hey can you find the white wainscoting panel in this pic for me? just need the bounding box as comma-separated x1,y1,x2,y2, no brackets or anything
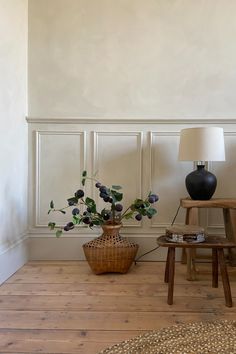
149,132,192,229
93,131,142,227
35,131,85,227
27,118,236,260
207,132,236,232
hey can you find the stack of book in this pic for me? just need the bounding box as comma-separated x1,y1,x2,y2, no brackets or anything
165,225,205,243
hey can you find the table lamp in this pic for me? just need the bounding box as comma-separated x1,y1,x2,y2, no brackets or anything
178,127,225,200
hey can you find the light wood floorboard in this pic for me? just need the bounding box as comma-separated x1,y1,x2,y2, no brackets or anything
0,261,235,353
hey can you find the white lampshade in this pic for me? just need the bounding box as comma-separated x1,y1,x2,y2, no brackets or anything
178,127,225,162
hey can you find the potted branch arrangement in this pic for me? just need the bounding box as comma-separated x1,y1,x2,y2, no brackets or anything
48,171,159,274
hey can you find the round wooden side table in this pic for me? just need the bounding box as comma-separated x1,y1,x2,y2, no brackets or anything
157,235,236,307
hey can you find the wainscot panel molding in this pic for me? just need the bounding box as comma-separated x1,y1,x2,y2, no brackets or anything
27,118,236,260
26,117,236,125
35,131,86,227
92,131,143,228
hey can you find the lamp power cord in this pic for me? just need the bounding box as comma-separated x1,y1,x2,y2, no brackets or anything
134,202,181,264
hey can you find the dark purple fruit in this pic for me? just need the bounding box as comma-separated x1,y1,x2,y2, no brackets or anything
103,213,110,220
151,194,159,202
64,222,74,231
75,189,84,198
99,186,107,193
115,204,123,212
103,196,110,202
68,200,76,206
148,196,156,204
95,182,102,188
83,217,90,224
72,208,80,215
87,207,92,213
135,214,142,221
100,192,108,199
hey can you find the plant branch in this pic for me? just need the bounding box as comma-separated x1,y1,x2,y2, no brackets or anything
120,206,132,219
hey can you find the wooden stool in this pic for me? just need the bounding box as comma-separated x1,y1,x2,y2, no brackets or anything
157,235,236,307
180,198,236,280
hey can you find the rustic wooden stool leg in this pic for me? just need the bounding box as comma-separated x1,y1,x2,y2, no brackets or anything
186,248,196,281
167,247,175,305
181,248,187,264
191,249,197,277
212,248,218,288
165,248,170,283
223,208,236,266
186,207,199,225
217,248,233,307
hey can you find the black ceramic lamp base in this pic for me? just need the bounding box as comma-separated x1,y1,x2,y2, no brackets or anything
185,165,217,200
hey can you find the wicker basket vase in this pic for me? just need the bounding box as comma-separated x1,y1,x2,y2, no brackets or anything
83,223,139,274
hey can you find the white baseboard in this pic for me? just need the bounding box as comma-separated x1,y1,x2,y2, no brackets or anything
29,234,182,261
0,236,29,284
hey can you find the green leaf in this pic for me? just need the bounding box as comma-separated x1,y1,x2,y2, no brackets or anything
50,200,54,209
84,197,96,213
123,211,134,219
91,205,97,213
56,229,63,238
72,216,80,224
111,190,123,202
67,197,78,205
147,208,157,217
60,210,66,214
48,222,56,230
82,170,87,177
47,210,51,214
134,198,143,203
133,199,143,208
81,178,86,186
139,209,147,216
85,197,95,205
111,185,122,190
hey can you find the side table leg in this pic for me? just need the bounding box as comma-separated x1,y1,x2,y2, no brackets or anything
191,249,198,276
181,248,187,264
223,208,236,266
217,248,233,307
165,248,170,283
186,207,199,225
167,247,175,305
212,248,218,288
186,249,196,281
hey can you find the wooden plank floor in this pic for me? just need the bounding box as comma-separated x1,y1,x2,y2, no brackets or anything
0,261,236,354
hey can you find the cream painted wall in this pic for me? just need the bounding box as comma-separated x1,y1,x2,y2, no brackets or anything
0,0,28,281
27,0,236,261
28,0,236,118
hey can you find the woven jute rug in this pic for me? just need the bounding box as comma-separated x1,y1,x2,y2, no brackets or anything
98,320,236,354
